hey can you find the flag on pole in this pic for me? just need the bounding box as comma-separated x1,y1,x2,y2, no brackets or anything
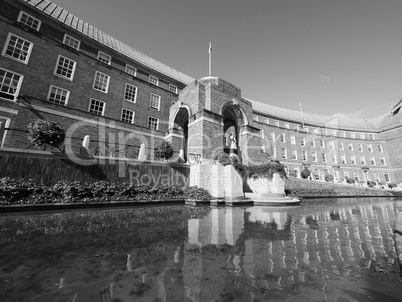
209,41,212,53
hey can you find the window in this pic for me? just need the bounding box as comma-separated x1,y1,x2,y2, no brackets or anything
0,68,23,101
269,131,275,141
264,117,270,124
2,33,33,64
319,139,325,148
88,98,105,116
18,11,41,31
281,147,287,159
353,171,359,181
125,64,137,76
47,85,69,105
253,115,259,122
93,71,110,93
148,116,159,130
121,108,135,124
357,144,363,152
348,143,353,151
293,124,299,131
344,170,350,178
63,34,80,50
339,142,344,150
149,75,159,86
314,128,319,134
54,55,76,80
284,122,289,129
373,171,379,181
360,156,366,165
323,129,329,136
124,84,137,103
270,145,276,157
384,172,390,182
369,133,375,140
300,137,305,146
97,51,111,65
311,139,315,147
280,133,286,143
377,144,383,153
274,120,279,127
331,153,337,164
331,130,337,136
290,135,296,145
367,144,373,152
149,93,161,110
370,157,376,166
291,150,297,160
311,151,317,162
169,84,178,94
350,132,356,139
351,155,356,165
303,126,309,133
380,157,386,166
359,133,365,139
341,155,347,164
321,152,327,163
329,141,334,149
340,131,346,138
302,150,307,161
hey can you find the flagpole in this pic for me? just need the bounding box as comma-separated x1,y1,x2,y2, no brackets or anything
208,41,212,76
299,102,305,129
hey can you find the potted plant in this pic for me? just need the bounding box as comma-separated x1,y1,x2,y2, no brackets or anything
27,119,65,151
154,141,174,161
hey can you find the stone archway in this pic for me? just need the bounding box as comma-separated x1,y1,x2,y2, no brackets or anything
172,107,189,161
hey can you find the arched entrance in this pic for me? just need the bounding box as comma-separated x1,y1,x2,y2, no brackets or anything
172,107,189,161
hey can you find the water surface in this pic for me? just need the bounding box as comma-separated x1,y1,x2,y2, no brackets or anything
1,198,402,301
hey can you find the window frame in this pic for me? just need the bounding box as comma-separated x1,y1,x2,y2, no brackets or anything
311,151,317,162
17,11,41,31
54,55,77,81
63,34,80,50
169,84,178,94
97,51,111,65
121,108,135,124
47,85,70,105
149,75,159,86
1,33,33,64
124,83,138,103
0,68,24,102
148,116,159,130
125,64,137,76
88,98,105,116
93,71,110,93
149,93,161,111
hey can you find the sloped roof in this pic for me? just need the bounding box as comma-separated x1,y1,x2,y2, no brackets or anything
22,0,194,84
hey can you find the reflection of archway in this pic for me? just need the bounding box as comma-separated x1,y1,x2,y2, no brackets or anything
221,102,246,159
173,107,189,161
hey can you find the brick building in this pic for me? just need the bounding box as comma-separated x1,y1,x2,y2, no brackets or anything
0,0,401,184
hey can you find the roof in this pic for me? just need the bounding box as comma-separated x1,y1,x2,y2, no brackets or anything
22,0,194,85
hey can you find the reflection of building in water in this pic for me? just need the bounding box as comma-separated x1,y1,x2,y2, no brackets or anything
181,202,399,300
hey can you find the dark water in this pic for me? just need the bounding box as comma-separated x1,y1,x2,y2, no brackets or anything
1,198,402,302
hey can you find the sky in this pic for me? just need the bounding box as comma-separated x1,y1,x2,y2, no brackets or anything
53,0,402,119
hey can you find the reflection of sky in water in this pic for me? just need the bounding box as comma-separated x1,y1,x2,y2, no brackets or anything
1,198,402,301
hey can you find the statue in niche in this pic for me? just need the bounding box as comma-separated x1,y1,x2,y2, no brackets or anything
229,132,237,151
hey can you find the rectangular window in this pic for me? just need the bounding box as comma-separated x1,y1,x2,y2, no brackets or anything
63,34,80,50
300,137,305,146
54,55,76,81
148,116,159,130
269,131,275,141
370,157,376,166
18,11,41,31
302,150,307,161
373,171,379,181
348,143,353,151
377,144,383,153
274,120,279,127
97,51,111,65
270,145,276,157
264,117,269,124
281,147,287,159
319,139,325,148
384,172,390,182
331,130,337,136
357,143,362,152
149,93,161,110
169,84,178,94
88,98,105,116
340,131,346,137
149,75,159,86
369,133,375,140
351,155,356,165
290,135,296,145
339,142,344,150
360,156,366,165
321,152,327,163
329,141,334,149
367,144,373,152
311,139,315,147
343,169,349,178
353,170,359,181
93,71,110,93
284,122,289,129
314,128,319,134
121,108,135,124
125,64,137,76
350,132,356,139
124,83,137,103
280,133,286,143
331,153,337,164
291,150,297,160
293,124,299,131
2,33,33,64
380,157,386,166
341,155,346,164
359,133,365,139
0,68,23,101
47,85,69,105
253,115,259,122
311,151,317,162
304,126,309,133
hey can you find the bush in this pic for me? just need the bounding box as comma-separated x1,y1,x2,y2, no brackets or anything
27,119,65,150
367,180,376,188
345,177,355,184
325,174,334,182
154,141,174,161
300,169,311,179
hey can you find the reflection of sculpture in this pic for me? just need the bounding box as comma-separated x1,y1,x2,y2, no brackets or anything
229,132,237,150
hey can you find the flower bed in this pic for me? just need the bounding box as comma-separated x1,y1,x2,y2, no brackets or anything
0,177,211,205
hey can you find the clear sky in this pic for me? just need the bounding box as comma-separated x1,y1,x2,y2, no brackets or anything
53,0,402,119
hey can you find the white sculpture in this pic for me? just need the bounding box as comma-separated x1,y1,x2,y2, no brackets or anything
138,143,146,161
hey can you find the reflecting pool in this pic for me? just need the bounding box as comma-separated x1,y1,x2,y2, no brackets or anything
1,198,402,301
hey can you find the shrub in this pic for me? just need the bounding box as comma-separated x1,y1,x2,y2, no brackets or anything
388,183,398,189
345,177,355,184
367,180,376,188
243,162,287,179
154,141,174,161
300,169,311,179
27,119,65,150
325,174,334,182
